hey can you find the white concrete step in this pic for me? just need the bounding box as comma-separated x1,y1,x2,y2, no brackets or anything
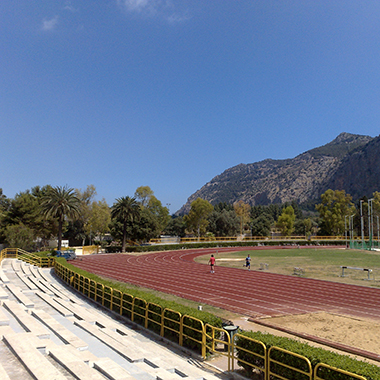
0,270,10,284
0,306,10,326
53,297,98,322
0,285,8,300
36,292,74,317
1,300,49,338
74,319,148,362
47,344,107,380
30,308,88,350
5,284,34,308
0,362,11,380
93,357,137,380
27,276,54,296
2,332,67,380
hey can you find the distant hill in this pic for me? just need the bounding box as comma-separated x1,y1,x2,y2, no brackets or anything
176,132,377,215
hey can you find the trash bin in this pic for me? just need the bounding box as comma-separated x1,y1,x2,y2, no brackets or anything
223,325,239,351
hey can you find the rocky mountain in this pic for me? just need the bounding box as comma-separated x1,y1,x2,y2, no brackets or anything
176,132,378,215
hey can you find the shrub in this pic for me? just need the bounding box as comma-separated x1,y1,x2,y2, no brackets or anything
236,331,380,380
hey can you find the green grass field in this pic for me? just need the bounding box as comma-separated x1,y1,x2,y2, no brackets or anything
195,248,380,287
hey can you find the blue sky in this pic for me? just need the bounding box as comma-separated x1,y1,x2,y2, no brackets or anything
1,1,380,214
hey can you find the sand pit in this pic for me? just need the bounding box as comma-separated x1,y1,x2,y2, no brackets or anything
261,312,380,355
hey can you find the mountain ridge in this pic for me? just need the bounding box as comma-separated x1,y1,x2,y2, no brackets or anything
176,132,377,215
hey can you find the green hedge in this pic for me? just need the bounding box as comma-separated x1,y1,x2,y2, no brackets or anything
236,331,380,380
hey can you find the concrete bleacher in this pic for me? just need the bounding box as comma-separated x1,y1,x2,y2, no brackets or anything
0,258,225,380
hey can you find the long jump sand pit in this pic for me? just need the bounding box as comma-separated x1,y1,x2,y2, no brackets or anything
251,311,380,359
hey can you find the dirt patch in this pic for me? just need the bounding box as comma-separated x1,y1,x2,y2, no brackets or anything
253,312,380,356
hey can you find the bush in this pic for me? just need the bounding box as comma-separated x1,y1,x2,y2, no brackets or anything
236,331,380,380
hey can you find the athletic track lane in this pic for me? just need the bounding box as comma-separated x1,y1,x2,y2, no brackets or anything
70,246,380,322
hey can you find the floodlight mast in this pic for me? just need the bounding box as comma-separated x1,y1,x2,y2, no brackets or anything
345,215,348,248
368,198,374,250
350,214,355,247
360,200,364,248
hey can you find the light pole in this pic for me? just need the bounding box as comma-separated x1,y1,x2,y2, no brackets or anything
350,214,355,248
368,198,374,249
360,200,364,249
345,215,348,248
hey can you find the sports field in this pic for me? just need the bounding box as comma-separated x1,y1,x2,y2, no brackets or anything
194,247,380,286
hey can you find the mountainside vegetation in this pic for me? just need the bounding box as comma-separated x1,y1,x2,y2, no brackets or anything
176,132,377,215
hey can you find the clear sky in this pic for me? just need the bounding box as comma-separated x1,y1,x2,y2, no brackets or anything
1,1,380,214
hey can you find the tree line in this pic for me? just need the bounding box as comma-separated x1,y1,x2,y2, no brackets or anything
1,185,380,253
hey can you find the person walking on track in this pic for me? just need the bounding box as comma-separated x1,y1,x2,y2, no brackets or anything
208,254,215,273
245,254,251,271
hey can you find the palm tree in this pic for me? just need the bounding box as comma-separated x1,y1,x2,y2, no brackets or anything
111,196,140,253
41,186,81,250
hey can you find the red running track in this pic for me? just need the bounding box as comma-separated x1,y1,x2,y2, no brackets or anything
71,247,380,321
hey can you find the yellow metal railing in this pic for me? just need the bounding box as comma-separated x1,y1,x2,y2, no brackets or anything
0,248,55,267
268,346,312,380
314,363,366,380
150,236,355,244
203,324,370,380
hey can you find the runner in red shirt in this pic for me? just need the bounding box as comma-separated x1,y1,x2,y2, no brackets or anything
208,254,215,273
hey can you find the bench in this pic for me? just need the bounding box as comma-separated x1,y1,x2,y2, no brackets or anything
293,267,304,276
340,266,372,280
259,263,269,270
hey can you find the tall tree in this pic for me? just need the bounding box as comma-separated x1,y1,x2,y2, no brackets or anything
134,186,170,236
163,216,186,238
184,198,213,238
315,189,355,235
277,205,296,236
251,214,272,237
4,223,35,250
111,196,140,252
233,201,251,235
1,187,56,248
134,186,154,207
207,209,240,236
87,198,111,243
41,186,81,250
75,185,97,245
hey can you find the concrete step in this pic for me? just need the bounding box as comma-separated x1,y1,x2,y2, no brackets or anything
27,276,54,296
53,296,99,322
20,262,32,276
36,292,74,317
1,300,50,338
11,260,22,273
0,326,14,339
4,284,34,308
93,357,137,380
134,359,189,380
2,332,67,380
0,285,8,300
0,361,12,380
30,308,88,350
47,344,107,380
0,270,10,284
0,306,10,326
74,319,148,362
15,271,39,291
